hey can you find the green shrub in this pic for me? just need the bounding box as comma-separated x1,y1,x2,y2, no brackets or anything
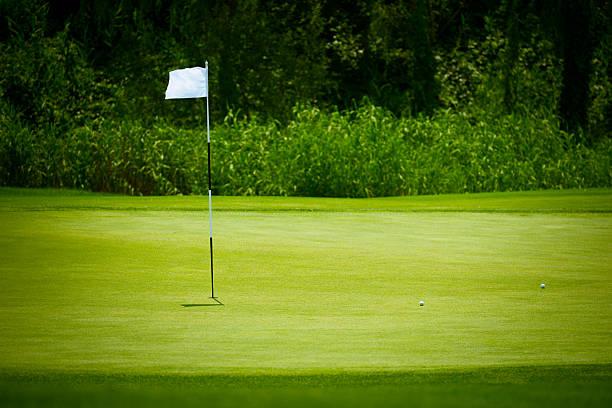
0,103,45,187
1,103,610,196
209,104,611,197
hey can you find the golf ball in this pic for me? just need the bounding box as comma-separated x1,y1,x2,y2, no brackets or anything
419,301,424,306
541,283,546,289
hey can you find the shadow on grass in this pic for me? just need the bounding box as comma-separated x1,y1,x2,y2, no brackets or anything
181,298,224,307
1,364,611,408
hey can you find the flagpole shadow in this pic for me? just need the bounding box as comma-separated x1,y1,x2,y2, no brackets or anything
182,297,224,307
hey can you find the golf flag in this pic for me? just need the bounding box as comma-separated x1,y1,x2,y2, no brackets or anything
165,67,208,99
164,62,217,301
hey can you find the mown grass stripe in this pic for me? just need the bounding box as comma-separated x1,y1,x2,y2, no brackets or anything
1,188,611,213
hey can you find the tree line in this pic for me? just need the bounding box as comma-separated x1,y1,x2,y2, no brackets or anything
0,0,610,195
2,0,609,135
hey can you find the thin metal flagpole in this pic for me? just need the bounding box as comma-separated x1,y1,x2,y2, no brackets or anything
205,61,215,299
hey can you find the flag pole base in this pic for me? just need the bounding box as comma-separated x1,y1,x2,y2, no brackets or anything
181,297,223,307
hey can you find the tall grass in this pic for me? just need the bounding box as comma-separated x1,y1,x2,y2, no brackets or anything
1,104,611,197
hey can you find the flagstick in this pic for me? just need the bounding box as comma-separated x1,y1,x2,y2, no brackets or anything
206,61,215,299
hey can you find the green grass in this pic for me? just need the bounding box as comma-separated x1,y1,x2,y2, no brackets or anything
2,187,612,212
1,187,611,406
1,365,611,407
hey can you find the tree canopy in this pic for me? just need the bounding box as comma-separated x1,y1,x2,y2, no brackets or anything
0,0,610,196
1,0,609,137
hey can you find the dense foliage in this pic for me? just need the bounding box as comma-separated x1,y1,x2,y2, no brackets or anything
2,104,610,197
0,0,610,196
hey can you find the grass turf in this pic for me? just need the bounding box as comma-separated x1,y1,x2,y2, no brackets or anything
1,187,611,406
1,365,611,407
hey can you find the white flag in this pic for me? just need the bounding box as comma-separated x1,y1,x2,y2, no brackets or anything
165,67,208,99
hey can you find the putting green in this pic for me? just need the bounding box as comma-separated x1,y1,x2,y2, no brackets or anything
1,188,611,375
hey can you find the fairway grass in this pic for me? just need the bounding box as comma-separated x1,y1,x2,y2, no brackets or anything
1,188,611,406
2,365,611,407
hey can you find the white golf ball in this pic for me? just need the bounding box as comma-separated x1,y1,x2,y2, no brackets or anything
541,283,546,289
419,301,424,306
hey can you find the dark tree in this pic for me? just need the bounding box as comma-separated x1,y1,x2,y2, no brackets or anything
369,0,439,115
558,0,595,137
502,0,520,112
412,0,439,113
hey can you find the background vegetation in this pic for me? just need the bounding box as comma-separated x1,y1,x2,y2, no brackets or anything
0,0,610,196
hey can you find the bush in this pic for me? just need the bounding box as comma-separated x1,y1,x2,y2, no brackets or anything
1,103,610,197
